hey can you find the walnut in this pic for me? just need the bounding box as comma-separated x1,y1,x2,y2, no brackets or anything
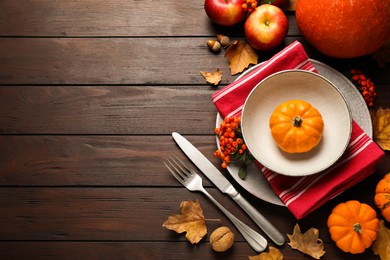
210,226,235,252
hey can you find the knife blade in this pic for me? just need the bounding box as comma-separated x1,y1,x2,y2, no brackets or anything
172,132,285,245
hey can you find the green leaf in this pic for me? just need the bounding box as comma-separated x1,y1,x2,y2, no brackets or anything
238,164,247,180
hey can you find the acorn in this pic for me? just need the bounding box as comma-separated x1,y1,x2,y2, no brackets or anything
217,34,231,47
207,40,222,53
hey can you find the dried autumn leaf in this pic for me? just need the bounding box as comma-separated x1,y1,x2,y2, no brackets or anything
372,220,390,259
162,199,207,244
371,107,390,150
200,69,222,85
372,38,390,68
249,246,283,260
287,224,325,259
225,40,258,75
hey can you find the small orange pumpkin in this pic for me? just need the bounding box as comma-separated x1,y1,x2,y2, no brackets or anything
269,99,324,153
374,173,390,222
327,200,379,254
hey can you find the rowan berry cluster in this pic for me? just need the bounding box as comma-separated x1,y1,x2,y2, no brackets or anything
350,69,377,108
242,0,258,13
214,116,251,179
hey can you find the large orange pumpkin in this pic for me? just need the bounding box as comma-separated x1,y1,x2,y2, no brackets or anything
296,0,390,58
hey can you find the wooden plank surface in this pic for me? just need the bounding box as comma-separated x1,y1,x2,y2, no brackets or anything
1,37,389,85
0,84,389,135
0,86,217,134
1,0,389,259
0,0,300,37
0,242,378,260
0,135,388,187
0,184,383,242
0,136,218,186
0,37,298,85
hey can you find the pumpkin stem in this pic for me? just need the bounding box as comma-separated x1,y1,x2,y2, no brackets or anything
292,116,303,127
353,223,363,234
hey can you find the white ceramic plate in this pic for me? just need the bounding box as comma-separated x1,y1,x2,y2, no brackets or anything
215,59,371,206
241,70,352,176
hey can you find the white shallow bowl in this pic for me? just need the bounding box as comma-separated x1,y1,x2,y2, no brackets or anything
241,70,352,176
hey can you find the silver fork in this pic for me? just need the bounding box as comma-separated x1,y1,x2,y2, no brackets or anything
164,154,267,252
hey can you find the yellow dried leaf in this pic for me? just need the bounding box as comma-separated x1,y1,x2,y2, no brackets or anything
372,38,390,68
225,40,258,75
371,107,390,150
162,199,207,244
249,246,283,260
372,220,390,259
287,224,325,259
200,69,222,85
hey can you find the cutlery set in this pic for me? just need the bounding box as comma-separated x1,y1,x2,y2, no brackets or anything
164,132,285,252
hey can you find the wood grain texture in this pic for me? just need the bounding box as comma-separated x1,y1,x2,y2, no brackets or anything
1,0,389,258
1,37,388,85
0,86,217,134
0,135,218,186
0,83,387,135
1,242,263,260
0,0,299,37
0,37,306,85
0,241,378,260
0,135,388,187
0,187,291,241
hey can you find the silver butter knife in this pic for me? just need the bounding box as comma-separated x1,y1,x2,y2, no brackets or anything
172,132,285,246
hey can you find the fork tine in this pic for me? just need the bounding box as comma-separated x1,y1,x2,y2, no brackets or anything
165,156,189,180
169,154,191,177
164,161,185,183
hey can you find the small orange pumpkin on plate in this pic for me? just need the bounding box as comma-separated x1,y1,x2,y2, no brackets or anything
269,99,324,153
327,200,379,254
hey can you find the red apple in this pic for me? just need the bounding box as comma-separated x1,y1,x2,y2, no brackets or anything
244,4,288,51
204,0,247,26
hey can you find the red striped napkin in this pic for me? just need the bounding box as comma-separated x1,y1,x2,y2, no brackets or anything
212,41,384,219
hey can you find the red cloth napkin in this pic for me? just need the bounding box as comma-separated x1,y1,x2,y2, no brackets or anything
212,41,384,219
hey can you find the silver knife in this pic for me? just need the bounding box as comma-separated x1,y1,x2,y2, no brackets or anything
172,132,285,246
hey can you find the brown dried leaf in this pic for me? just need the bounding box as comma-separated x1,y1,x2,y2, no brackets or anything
283,0,297,11
371,107,390,150
372,38,390,68
200,69,222,85
372,220,390,259
162,199,207,244
225,40,258,75
287,224,325,259
249,246,283,260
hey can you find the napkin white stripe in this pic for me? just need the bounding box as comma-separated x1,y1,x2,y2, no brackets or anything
265,132,367,200
294,59,312,70
284,139,373,206
279,133,367,200
282,134,372,205
264,132,367,179
285,174,324,206
212,41,301,102
221,61,314,119
226,105,244,118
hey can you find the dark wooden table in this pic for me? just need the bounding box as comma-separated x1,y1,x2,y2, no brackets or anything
0,1,389,259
